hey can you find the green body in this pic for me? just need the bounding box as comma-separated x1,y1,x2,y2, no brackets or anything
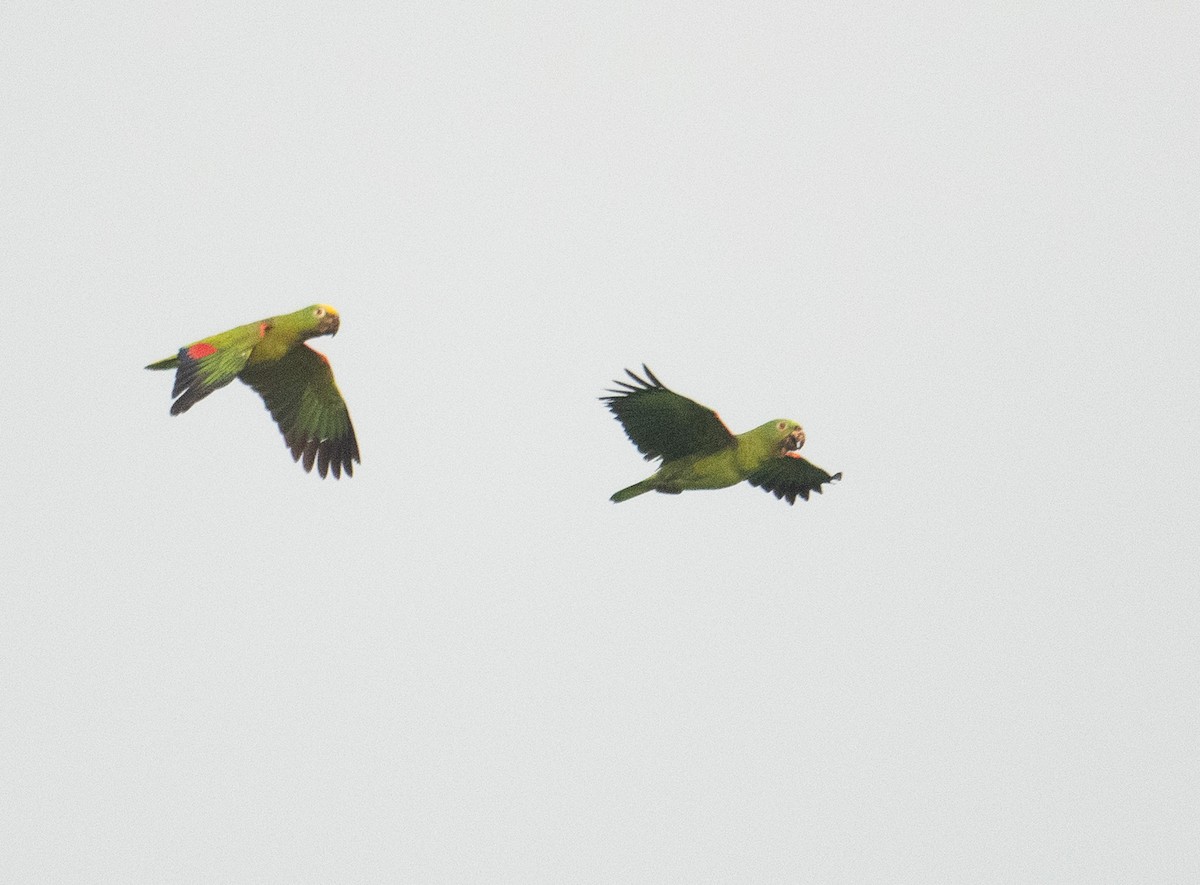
147,304,359,478
146,305,333,372
603,366,841,505
611,420,801,501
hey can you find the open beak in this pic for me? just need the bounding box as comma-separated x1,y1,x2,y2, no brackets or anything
784,427,806,452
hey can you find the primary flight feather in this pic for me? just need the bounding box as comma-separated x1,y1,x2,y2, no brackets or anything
602,366,840,504
146,304,360,478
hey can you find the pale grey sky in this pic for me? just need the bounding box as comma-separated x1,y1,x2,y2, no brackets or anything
3,2,1198,882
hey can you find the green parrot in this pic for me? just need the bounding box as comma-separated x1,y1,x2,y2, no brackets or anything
602,366,841,504
146,304,360,478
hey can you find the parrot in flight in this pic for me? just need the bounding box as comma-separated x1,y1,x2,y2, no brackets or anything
146,304,360,478
602,366,841,504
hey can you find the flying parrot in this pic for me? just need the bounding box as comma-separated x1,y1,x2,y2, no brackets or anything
602,366,841,504
146,304,360,478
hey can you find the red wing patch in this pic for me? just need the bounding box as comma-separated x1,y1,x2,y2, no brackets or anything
187,342,218,359
259,322,270,339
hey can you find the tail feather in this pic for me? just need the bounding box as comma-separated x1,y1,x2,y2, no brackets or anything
145,356,179,370
610,479,655,503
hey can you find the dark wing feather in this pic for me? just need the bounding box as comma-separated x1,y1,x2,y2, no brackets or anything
167,343,254,415
600,365,735,462
746,453,842,504
239,344,360,479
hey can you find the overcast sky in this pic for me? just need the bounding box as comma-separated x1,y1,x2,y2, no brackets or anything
3,2,1198,882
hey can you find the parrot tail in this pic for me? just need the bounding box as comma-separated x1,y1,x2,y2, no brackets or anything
145,356,180,370
610,479,656,503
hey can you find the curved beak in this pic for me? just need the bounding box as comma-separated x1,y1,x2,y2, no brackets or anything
784,427,806,452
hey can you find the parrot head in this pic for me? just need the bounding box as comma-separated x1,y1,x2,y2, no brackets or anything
773,419,806,453
299,304,340,338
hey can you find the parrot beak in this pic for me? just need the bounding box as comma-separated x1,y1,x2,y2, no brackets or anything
784,427,806,452
321,313,340,336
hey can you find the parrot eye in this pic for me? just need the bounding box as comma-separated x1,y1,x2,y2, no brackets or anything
314,307,326,317
778,421,787,431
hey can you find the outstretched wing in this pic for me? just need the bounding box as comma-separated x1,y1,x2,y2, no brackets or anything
158,340,255,415
746,453,841,504
601,365,735,462
239,344,360,479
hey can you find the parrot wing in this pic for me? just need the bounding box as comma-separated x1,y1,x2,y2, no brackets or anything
746,452,842,504
158,338,256,415
239,344,360,478
601,365,736,462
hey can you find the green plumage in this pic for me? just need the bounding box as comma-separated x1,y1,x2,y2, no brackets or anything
602,366,840,504
146,304,360,478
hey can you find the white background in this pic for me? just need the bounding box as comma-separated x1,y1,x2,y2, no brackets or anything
3,2,1198,881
